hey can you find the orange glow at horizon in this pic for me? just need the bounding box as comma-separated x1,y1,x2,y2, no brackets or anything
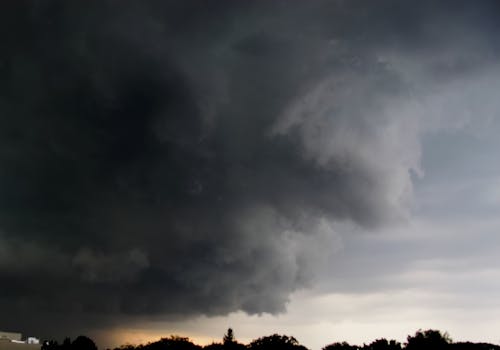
105,328,222,348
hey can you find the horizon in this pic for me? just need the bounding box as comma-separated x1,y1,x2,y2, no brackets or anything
2,1,500,350
10,327,500,350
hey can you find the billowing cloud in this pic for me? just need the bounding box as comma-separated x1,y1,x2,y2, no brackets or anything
1,0,499,340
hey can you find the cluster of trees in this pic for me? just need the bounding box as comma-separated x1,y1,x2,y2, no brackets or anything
43,329,500,350
114,329,307,350
42,336,97,350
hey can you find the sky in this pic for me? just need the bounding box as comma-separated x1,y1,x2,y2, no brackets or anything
1,1,500,349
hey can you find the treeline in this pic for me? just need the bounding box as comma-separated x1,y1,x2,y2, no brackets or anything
43,336,97,350
43,329,500,350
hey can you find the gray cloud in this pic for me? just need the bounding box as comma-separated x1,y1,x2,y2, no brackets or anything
1,0,499,340
73,248,149,284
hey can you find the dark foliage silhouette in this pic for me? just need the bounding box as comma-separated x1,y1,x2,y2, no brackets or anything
405,329,451,350
202,344,224,350
323,341,359,350
450,342,500,350
222,328,245,350
42,336,97,350
72,336,98,350
248,334,308,350
141,336,201,350
363,339,402,350
223,329,235,345
202,328,245,350
45,328,500,350
42,340,60,350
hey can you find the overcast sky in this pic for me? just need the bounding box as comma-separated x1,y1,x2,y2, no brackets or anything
1,1,500,349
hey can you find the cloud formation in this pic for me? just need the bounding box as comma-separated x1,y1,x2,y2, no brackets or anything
1,0,499,338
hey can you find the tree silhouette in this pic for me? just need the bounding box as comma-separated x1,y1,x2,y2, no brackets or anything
450,342,500,350
71,336,97,350
363,339,401,350
62,338,72,350
221,328,245,350
143,336,201,350
248,334,308,350
42,340,59,350
405,329,451,350
323,341,359,350
223,329,234,345
48,328,500,350
203,343,224,350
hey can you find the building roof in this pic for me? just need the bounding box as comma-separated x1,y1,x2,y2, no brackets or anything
0,333,22,342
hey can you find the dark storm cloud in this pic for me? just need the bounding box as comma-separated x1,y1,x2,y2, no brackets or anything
1,0,499,337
